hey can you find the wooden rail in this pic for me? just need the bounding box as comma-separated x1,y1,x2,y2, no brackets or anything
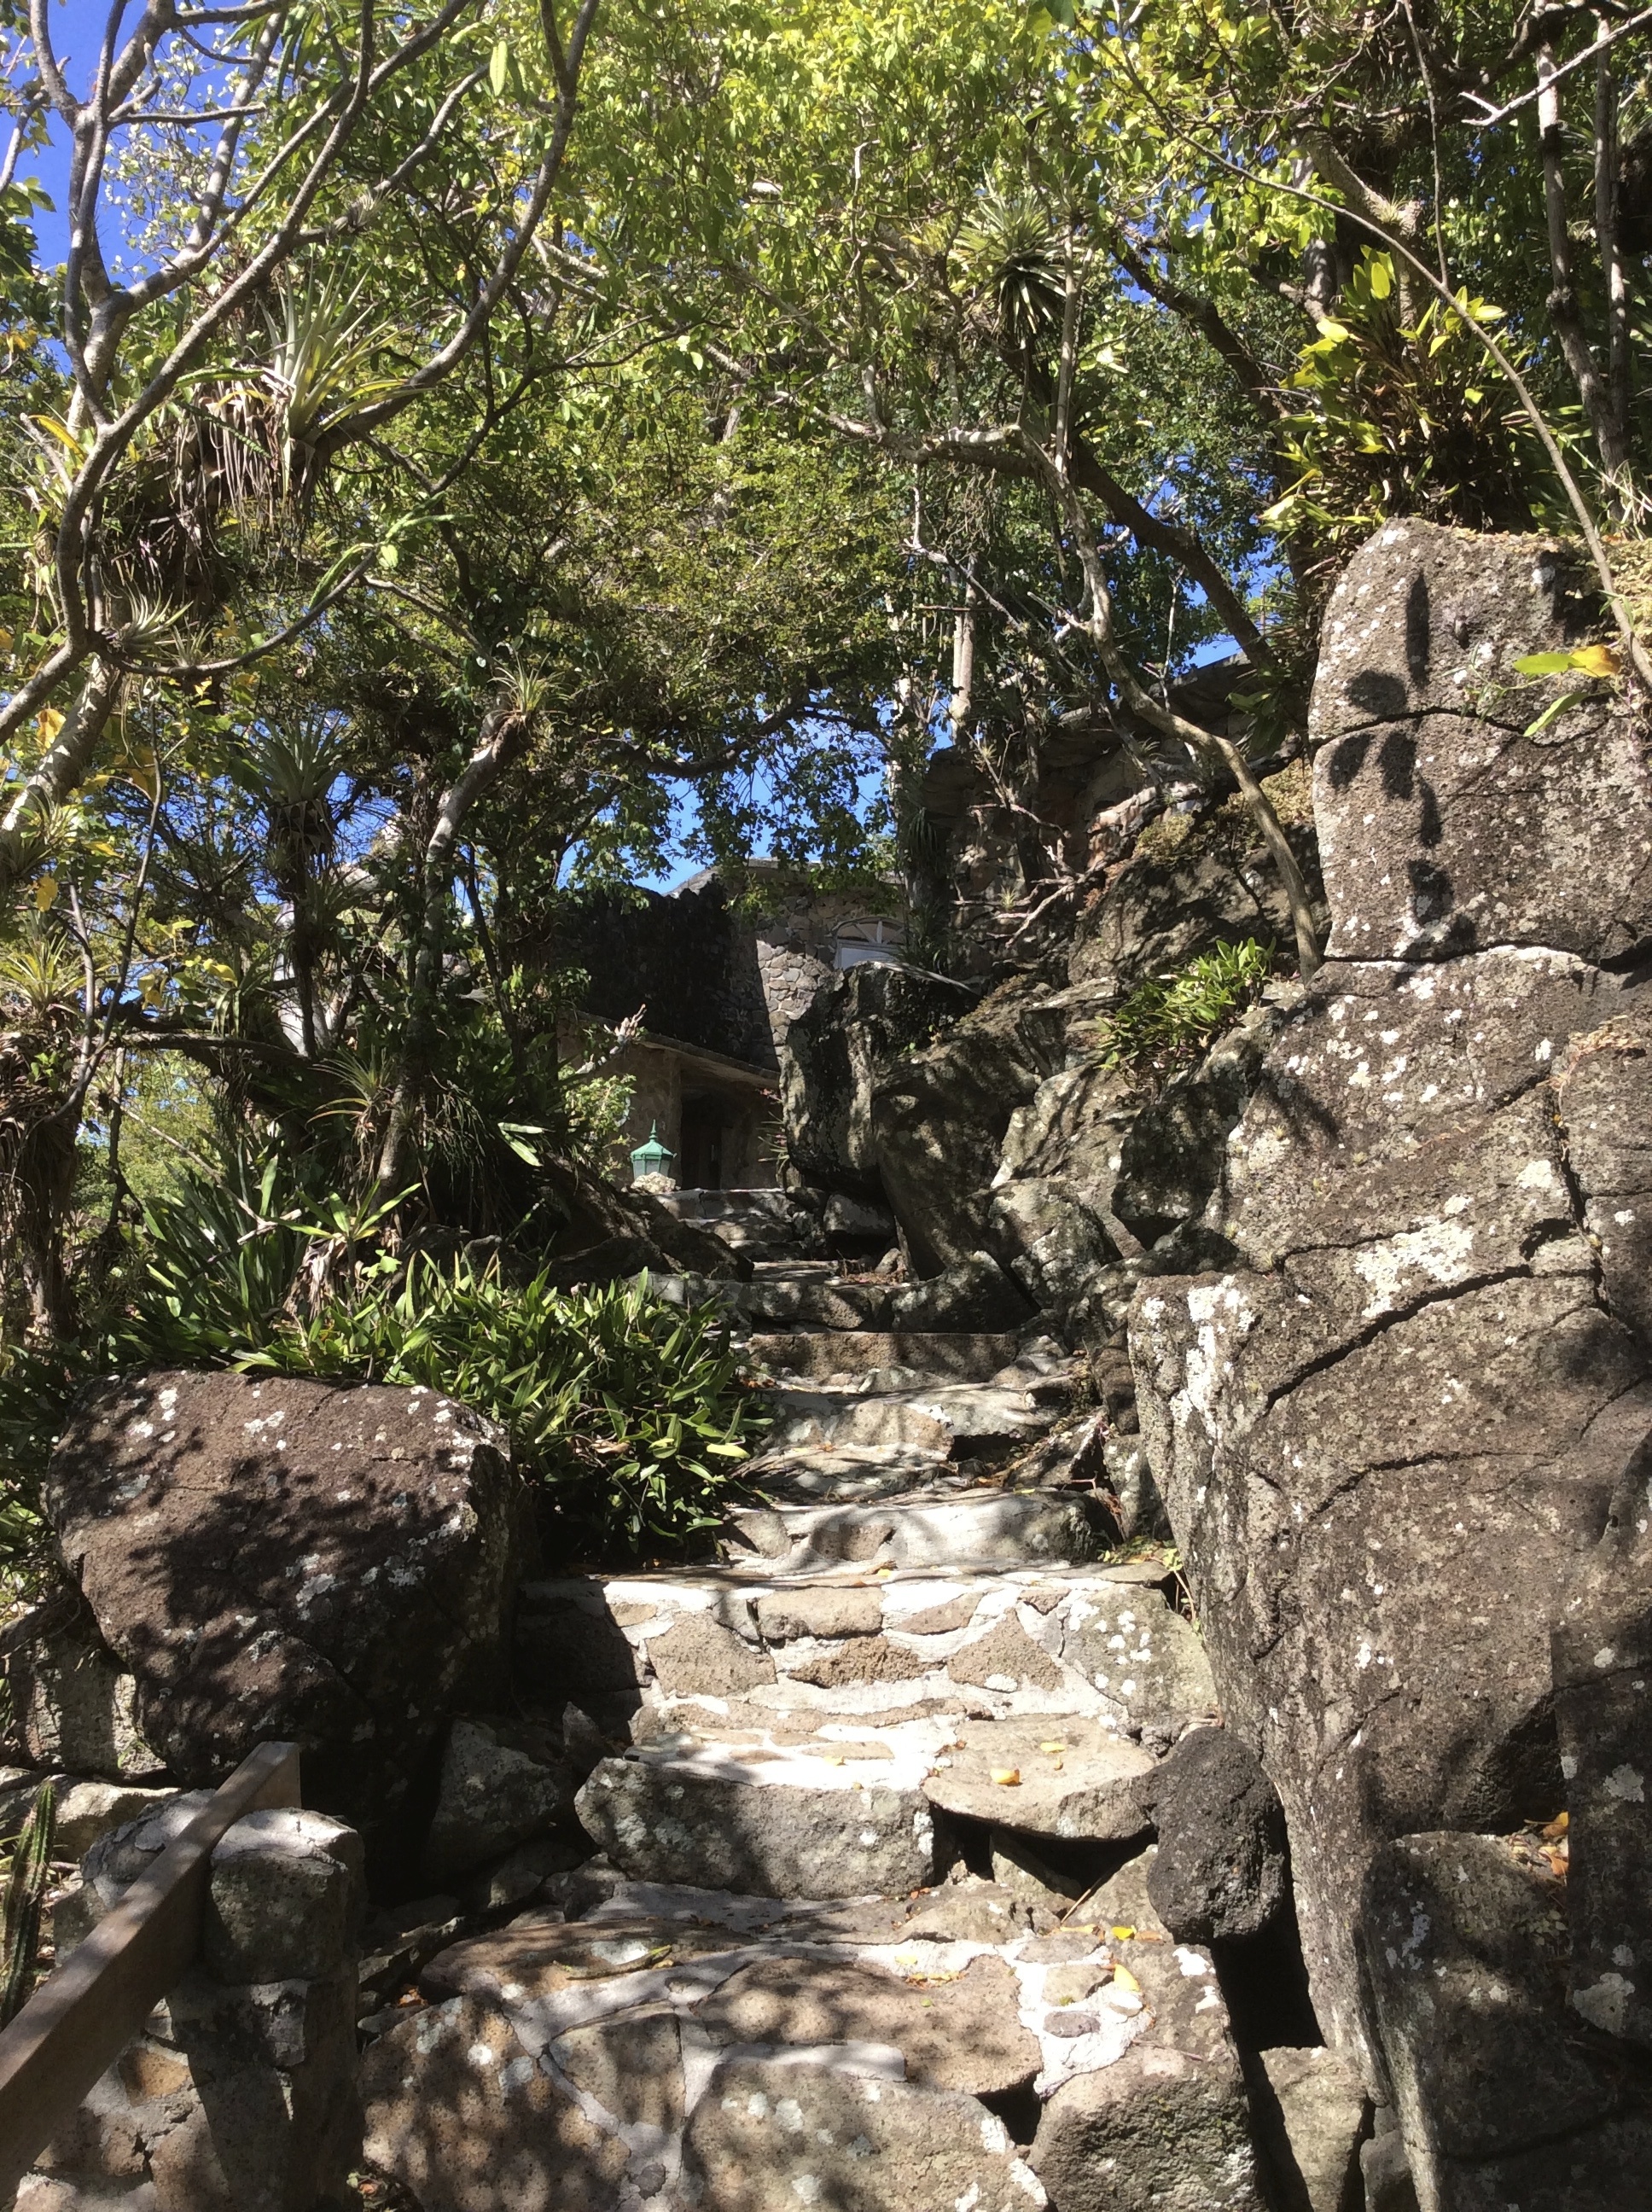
0,1740,300,2204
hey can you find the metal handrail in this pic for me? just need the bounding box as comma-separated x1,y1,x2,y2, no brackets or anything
0,1740,300,2203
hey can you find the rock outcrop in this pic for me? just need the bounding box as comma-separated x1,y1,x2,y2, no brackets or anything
1129,519,1652,2203
42,1370,520,1857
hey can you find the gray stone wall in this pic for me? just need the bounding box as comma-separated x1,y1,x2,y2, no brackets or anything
29,1802,364,2212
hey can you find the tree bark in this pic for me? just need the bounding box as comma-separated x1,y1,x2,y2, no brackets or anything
1032,447,1321,977
1539,45,1636,500
375,709,526,1203
0,661,121,897
1594,25,1634,499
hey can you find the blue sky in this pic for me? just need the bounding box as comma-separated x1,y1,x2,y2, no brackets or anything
20,0,101,263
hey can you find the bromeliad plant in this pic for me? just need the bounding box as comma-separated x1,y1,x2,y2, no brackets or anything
116,1139,766,1553
1096,937,1277,1090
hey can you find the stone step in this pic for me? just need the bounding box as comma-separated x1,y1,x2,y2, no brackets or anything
361,1854,1263,2212
573,1708,1160,1897
658,1269,895,1330
748,1330,1021,1382
516,1561,1214,1754
720,1485,1104,1575
653,1188,811,1262
761,1374,1068,1463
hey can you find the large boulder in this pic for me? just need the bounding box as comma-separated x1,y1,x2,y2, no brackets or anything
44,1370,519,1857
870,978,1067,1275
781,960,971,1198
1127,521,1652,2179
1310,519,1652,963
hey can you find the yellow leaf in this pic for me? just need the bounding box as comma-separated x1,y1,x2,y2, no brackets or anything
28,412,87,457
1112,1964,1141,1994
990,1767,1021,1787
1109,1924,1137,1941
33,873,56,911
1572,643,1621,679
1038,1741,1067,1755
1314,317,1351,341
38,708,63,742
0,629,12,653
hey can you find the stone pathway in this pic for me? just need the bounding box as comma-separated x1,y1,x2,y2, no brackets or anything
361,1236,1357,2212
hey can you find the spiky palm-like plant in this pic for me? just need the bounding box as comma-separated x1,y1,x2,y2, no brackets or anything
264,275,402,500
0,1778,56,2025
954,189,1064,356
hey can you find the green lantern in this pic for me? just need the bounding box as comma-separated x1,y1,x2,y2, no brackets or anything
629,1121,675,1182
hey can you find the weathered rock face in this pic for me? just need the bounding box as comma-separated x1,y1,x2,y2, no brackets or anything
1311,520,1652,963
44,1371,519,1854
781,960,973,1200
1361,1831,1652,2209
870,980,1067,1276
420,1716,576,1886
1128,520,1652,2192
5,1599,163,1781
1067,768,1320,997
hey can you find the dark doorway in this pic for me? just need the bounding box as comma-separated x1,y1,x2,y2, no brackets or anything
678,1094,728,1189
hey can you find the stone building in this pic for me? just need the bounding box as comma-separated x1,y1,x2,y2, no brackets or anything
560,862,906,1189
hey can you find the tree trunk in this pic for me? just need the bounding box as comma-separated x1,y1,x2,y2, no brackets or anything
375,710,525,1204
0,661,120,898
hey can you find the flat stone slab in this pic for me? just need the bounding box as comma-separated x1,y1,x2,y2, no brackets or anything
364,1867,1237,2212
727,1487,1102,1575
765,1379,1061,1463
748,1331,1021,1382
921,1717,1156,1840
574,1749,941,1899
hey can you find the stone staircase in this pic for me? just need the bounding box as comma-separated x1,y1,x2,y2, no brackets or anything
359,1237,1364,2212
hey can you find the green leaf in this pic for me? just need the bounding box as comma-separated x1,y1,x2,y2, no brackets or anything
489,39,510,96
1524,690,1586,736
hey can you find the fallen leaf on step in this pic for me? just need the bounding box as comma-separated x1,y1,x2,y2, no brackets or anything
1112,1965,1141,1994
1109,1925,1136,1941
1540,1810,1569,1842
991,1767,1022,1786
1038,1741,1067,1755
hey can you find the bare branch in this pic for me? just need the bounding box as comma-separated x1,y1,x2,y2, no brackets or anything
1466,4,1652,125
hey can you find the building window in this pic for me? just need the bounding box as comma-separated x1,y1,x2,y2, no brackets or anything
834,918,905,971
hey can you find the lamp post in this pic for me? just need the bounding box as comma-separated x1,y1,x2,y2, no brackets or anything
628,1122,676,1189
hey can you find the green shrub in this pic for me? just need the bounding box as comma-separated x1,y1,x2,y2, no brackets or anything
127,1148,316,1359
0,1135,768,1561
1097,938,1276,1088
246,1260,765,1552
